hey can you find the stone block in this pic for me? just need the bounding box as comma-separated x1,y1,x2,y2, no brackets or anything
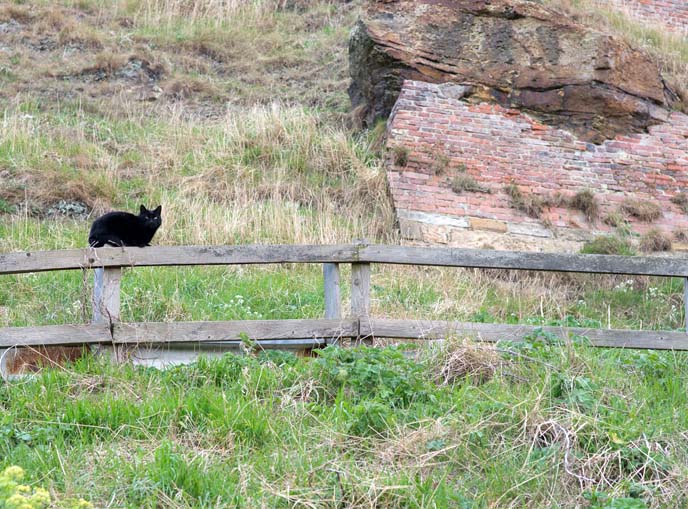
507,222,554,238
397,209,469,228
469,217,508,233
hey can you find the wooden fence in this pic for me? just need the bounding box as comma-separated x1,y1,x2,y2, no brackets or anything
2,243,688,359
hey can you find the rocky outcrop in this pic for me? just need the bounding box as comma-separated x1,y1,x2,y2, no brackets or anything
349,0,678,142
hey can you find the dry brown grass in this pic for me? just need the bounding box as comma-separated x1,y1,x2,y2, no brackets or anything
505,184,546,218
135,0,290,27
671,192,688,214
430,338,502,386
0,93,394,242
375,419,457,473
162,76,220,100
0,0,355,116
603,210,626,228
640,228,672,252
450,174,491,194
620,198,663,222
85,51,129,75
569,189,599,223
673,228,688,242
0,4,34,23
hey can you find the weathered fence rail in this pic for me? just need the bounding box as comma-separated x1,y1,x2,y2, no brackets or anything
1,243,688,356
3,244,688,276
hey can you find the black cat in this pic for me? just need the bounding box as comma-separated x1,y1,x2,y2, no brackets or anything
88,205,162,247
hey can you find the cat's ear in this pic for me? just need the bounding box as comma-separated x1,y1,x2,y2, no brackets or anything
139,205,148,215
153,205,162,216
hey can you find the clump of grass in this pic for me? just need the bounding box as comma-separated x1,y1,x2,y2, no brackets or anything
163,76,219,100
450,174,491,194
432,152,450,175
640,228,672,252
603,210,626,228
0,4,33,22
580,235,636,255
569,189,599,222
670,192,688,214
504,184,545,218
86,51,128,75
620,198,662,222
391,146,409,167
673,228,688,242
135,0,288,28
427,338,501,386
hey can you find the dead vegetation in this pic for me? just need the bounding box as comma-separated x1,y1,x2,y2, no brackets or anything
504,186,601,222
390,146,409,167
620,198,662,222
673,228,688,242
603,210,627,228
504,184,546,218
670,192,688,214
429,339,501,386
450,174,491,194
0,0,356,115
526,416,678,494
569,189,599,222
640,228,672,252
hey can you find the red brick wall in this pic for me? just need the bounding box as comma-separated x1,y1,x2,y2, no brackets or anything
386,81,688,249
607,0,688,33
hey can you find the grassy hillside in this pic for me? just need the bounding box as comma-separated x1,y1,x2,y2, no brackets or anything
2,1,688,508
1,0,686,331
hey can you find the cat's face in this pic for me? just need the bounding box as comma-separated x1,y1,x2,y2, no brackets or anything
139,205,162,229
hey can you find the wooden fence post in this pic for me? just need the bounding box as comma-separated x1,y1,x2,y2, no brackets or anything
92,267,122,361
351,262,371,345
684,278,688,333
323,263,342,345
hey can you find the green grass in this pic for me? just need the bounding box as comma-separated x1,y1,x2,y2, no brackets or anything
1,343,688,507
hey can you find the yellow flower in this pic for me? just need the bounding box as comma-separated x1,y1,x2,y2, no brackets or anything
30,487,51,506
5,493,31,509
2,466,25,482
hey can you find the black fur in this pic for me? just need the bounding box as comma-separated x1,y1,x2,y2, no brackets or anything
88,205,162,247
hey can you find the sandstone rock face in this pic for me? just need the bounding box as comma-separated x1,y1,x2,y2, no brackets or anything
349,0,677,142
